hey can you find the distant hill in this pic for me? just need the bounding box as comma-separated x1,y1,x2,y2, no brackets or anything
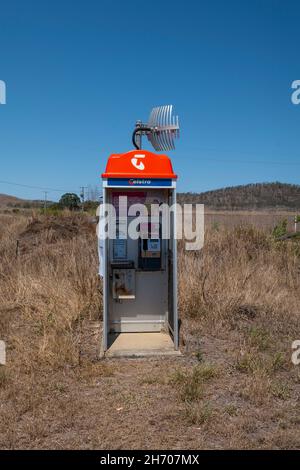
0,193,26,206
0,193,44,208
178,183,300,210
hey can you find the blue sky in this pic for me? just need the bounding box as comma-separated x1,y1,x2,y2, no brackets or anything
0,0,300,200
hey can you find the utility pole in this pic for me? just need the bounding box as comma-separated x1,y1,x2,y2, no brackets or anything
80,186,88,212
43,191,48,213
295,215,299,233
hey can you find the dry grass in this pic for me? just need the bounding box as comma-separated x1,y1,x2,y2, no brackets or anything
205,210,297,232
0,212,300,449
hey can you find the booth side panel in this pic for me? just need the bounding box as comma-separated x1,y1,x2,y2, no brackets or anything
102,187,108,352
172,188,179,349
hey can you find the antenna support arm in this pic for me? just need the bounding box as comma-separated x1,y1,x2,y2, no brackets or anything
132,125,153,150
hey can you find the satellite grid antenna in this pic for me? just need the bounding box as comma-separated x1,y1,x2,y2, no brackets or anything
132,105,180,151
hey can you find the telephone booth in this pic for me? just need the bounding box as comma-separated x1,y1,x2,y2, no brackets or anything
100,149,179,357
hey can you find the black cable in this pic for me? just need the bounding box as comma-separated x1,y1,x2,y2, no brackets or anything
132,127,152,150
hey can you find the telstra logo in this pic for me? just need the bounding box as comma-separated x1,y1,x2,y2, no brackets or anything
129,179,151,185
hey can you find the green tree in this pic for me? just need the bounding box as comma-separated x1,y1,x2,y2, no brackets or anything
59,193,80,210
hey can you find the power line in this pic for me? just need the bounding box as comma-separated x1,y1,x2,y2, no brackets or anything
0,179,77,193
184,146,300,166
203,158,300,166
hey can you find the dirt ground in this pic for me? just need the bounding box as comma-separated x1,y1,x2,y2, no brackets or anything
3,321,299,450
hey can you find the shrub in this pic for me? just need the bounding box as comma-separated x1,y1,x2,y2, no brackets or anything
272,219,288,239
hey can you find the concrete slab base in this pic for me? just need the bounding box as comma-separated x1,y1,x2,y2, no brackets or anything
104,332,181,358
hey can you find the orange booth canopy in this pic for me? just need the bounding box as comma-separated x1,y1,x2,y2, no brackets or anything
102,150,177,179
